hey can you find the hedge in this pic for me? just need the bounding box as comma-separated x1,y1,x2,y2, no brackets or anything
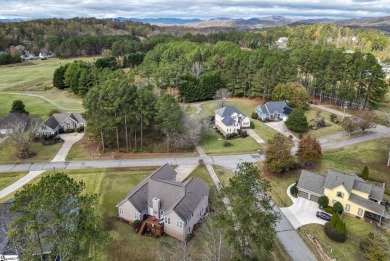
324,222,347,242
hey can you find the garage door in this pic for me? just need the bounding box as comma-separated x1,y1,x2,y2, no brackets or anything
309,194,319,202
298,190,308,199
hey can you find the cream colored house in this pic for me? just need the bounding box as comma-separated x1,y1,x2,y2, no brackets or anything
116,164,209,241
297,170,386,222
214,106,250,136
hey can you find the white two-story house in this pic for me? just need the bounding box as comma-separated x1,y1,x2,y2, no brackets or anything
214,106,250,136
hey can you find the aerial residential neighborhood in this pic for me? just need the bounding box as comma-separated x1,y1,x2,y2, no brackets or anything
0,2,390,261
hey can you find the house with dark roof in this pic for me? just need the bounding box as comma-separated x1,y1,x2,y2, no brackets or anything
297,169,387,222
35,113,86,136
0,113,27,135
214,106,250,136
255,101,292,122
116,164,209,241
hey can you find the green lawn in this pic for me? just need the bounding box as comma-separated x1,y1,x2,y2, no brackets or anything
0,172,27,190
0,140,63,164
264,169,300,207
0,94,64,119
305,108,344,138
315,138,390,185
0,57,97,90
298,215,373,261
201,130,262,155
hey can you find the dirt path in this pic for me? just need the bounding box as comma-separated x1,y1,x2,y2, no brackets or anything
3,92,83,111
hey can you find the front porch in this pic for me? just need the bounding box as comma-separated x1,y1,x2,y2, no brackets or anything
137,215,164,238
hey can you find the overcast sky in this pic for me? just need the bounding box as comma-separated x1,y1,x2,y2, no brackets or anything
1,0,389,20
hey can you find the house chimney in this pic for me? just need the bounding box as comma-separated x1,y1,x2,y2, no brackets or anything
152,197,160,219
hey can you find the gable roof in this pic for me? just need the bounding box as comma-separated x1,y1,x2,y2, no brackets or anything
215,106,245,118
297,170,326,195
256,101,292,116
324,170,357,192
349,194,386,216
118,164,209,220
42,113,85,129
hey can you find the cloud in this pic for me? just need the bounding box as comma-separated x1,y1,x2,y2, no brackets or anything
0,0,389,20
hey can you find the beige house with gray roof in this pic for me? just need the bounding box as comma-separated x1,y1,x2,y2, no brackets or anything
116,164,209,241
297,169,387,222
35,113,85,136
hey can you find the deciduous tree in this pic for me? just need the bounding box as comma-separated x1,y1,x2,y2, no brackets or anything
265,133,295,173
296,135,322,166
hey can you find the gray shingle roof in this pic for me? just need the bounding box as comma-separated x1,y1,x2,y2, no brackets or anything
119,164,208,220
42,115,60,129
297,170,326,195
215,106,245,118
42,113,86,130
173,178,209,220
352,180,372,195
0,113,27,129
349,193,386,216
255,101,292,116
324,170,356,192
370,186,384,201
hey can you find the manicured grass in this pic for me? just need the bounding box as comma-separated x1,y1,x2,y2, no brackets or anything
305,108,344,138
263,168,300,207
181,104,197,115
0,57,98,90
0,172,27,190
213,165,235,187
315,138,390,185
201,130,261,155
0,140,63,164
298,215,373,261
0,94,63,119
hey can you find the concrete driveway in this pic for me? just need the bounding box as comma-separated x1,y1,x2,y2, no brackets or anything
281,184,327,229
50,132,85,162
265,121,299,143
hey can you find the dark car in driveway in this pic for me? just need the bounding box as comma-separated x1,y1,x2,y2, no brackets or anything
316,211,332,221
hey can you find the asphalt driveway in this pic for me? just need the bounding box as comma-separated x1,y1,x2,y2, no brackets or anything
281,184,327,229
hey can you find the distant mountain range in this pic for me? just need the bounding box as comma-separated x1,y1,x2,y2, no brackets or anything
1,15,389,32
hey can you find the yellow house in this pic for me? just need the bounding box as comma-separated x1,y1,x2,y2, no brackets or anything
297,170,386,222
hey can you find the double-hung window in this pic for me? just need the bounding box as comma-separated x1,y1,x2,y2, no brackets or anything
164,217,171,225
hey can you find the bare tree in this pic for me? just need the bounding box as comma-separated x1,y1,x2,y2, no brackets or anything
170,116,209,149
5,113,40,158
214,88,229,108
157,240,196,261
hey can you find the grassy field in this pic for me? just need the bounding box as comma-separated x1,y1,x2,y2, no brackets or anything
298,214,373,261
0,57,98,90
213,165,235,187
305,107,344,138
201,130,262,155
0,140,63,164
0,172,27,190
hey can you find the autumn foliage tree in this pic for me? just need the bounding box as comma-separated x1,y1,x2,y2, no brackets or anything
355,110,377,132
296,135,322,166
265,133,295,173
271,82,310,109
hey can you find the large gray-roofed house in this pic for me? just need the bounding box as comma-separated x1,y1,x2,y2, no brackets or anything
117,164,209,241
214,106,250,136
35,113,86,136
255,101,292,121
297,169,387,222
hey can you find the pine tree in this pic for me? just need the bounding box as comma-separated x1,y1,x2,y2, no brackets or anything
285,108,309,133
362,166,369,180
10,100,28,114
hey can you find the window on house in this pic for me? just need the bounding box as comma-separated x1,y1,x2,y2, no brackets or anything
358,208,363,216
345,204,350,212
134,212,140,220
119,207,123,215
336,192,344,198
159,210,164,217
177,221,183,228
164,217,171,225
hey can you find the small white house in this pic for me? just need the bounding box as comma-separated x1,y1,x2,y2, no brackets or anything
35,113,86,136
214,106,250,136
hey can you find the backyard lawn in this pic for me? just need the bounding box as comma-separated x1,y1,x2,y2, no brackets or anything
201,130,262,155
305,107,344,138
298,214,373,261
0,139,63,164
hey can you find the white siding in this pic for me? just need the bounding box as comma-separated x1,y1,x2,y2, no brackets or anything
164,211,185,241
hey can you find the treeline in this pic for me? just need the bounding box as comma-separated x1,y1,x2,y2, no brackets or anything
0,17,157,56
0,53,22,65
134,40,387,108
83,74,205,152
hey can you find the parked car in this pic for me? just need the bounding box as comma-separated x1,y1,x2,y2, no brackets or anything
316,211,332,221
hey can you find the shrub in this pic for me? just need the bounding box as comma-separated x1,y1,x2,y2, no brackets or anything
290,185,298,197
237,129,242,135
251,112,258,119
331,213,340,227
240,130,248,138
362,166,369,180
325,206,334,214
132,220,141,230
76,126,85,132
324,222,347,242
333,202,344,213
250,121,255,129
318,196,329,208
330,113,338,123
63,129,75,133
223,141,233,147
